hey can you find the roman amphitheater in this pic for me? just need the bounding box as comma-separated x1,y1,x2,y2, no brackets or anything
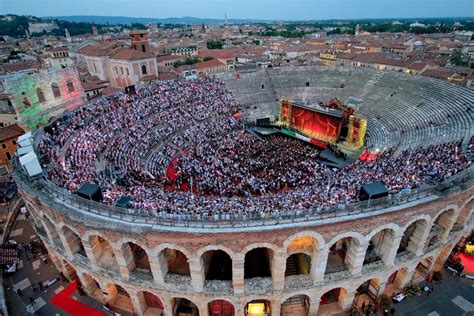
13,66,474,316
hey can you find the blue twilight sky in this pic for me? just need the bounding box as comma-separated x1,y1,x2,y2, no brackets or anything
0,0,473,20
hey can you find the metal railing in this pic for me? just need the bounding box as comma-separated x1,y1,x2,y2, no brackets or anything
11,160,473,228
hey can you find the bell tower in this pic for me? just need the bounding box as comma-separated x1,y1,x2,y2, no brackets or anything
130,30,149,53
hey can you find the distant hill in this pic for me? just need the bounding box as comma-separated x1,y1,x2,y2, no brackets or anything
45,15,264,25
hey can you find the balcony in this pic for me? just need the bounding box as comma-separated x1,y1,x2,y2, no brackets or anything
164,274,193,292
284,274,313,290
204,280,233,294
244,277,273,294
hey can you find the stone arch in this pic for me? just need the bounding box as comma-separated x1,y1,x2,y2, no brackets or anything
78,273,103,301
325,232,364,275
172,297,199,316
42,215,64,251
319,287,349,315
427,207,457,246
456,198,473,226
201,249,233,282
88,234,119,270
141,64,147,75
245,299,271,316
244,246,275,279
363,227,398,266
281,294,311,316
354,277,382,306
104,283,133,312
413,255,434,283
155,244,191,279
61,260,78,282
397,217,430,255
208,299,235,316
120,241,153,279
137,291,164,315
283,231,325,256
61,225,87,258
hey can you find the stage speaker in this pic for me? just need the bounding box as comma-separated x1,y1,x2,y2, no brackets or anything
124,85,136,94
256,117,271,126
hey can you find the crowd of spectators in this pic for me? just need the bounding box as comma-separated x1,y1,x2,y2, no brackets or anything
38,78,473,218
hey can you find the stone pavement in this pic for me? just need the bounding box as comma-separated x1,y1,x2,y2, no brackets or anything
389,276,474,316
3,212,113,316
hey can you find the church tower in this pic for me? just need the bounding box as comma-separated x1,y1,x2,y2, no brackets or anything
130,30,149,53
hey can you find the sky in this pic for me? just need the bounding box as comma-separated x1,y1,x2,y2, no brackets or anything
1,0,473,20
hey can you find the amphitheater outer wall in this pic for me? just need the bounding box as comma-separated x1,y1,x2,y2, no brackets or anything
17,180,473,316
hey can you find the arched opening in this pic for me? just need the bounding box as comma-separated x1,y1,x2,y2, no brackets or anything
244,247,273,279
79,273,103,300
137,291,164,315
62,260,78,282
305,82,309,87
159,248,191,282
383,267,411,297
364,228,396,266
245,300,271,316
89,235,118,270
61,226,86,258
105,284,133,312
66,81,75,93
51,83,61,98
456,199,473,227
209,300,235,316
202,250,232,281
142,64,147,75
172,297,199,316
285,253,311,276
426,209,456,248
319,288,348,315
287,236,318,255
121,242,152,279
281,295,310,316
353,278,380,309
413,256,433,282
42,216,63,250
36,87,45,103
397,220,428,255
325,237,355,275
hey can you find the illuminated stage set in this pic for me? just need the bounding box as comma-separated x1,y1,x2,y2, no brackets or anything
250,98,368,168
278,98,367,149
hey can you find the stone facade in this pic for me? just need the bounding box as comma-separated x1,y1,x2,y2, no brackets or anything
15,169,473,316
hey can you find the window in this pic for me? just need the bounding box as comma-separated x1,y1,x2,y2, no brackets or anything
36,87,45,103
67,81,75,93
142,44,146,52
141,65,147,75
51,83,61,98
126,68,129,75
93,63,97,73
120,67,124,75
1,144,6,149
6,152,11,160
12,140,16,145
115,66,118,74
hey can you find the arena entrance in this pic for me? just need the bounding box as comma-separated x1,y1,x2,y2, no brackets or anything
79,273,103,301
172,298,199,316
121,242,153,279
245,299,271,316
413,256,433,282
104,284,133,313
137,291,164,315
353,278,381,309
364,229,396,266
281,295,310,316
61,260,78,282
89,235,119,270
208,300,235,316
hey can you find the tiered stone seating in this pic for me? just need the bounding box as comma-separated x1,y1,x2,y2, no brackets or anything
224,66,474,152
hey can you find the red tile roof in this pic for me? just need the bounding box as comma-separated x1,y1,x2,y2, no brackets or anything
196,59,226,70
0,124,24,142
